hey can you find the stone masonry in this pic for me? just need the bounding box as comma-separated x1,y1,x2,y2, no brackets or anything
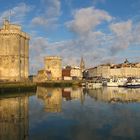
0,20,30,81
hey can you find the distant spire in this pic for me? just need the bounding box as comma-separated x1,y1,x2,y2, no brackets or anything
124,58,129,64
80,56,85,72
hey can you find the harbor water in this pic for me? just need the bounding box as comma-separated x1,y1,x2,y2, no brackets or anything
0,87,140,140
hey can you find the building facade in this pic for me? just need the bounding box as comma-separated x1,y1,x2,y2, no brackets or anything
87,60,140,79
34,56,62,82
0,20,30,81
62,66,83,80
44,56,62,80
70,66,83,80
62,68,72,80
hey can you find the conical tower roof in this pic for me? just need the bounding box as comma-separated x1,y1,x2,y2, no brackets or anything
80,57,85,71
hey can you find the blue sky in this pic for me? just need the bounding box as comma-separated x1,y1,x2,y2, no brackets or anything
0,0,140,74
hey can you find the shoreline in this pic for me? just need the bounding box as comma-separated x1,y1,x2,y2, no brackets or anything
0,80,83,93
0,82,37,93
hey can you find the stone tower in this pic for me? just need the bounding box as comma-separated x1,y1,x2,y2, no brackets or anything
0,20,30,81
80,57,85,72
44,56,62,80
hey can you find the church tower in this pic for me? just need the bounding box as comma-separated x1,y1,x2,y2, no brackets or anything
80,57,85,72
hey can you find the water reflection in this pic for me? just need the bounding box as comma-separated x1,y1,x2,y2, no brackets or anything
87,87,140,103
1,87,140,140
36,87,85,113
33,87,140,140
0,93,30,140
62,87,85,104
36,87,62,112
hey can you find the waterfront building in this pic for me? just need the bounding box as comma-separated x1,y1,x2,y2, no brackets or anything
62,67,72,80
35,69,51,82
62,66,83,80
35,56,62,82
87,59,140,79
44,56,62,80
0,20,30,81
70,66,83,80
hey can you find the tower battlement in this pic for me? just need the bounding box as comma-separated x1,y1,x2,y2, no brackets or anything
0,20,30,81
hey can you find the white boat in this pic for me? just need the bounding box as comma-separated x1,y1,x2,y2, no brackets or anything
126,79,140,88
107,78,127,87
92,83,102,88
107,79,118,87
86,82,102,89
117,78,128,87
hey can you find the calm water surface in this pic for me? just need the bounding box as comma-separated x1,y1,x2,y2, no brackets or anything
1,87,140,140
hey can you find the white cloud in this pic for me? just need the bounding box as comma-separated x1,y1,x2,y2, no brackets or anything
29,6,140,73
29,36,66,73
31,17,48,26
31,16,58,29
30,7,112,73
43,0,61,17
109,20,140,55
132,22,140,44
30,36,49,73
31,0,61,28
29,32,108,74
0,3,32,24
30,20,140,73
66,7,112,35
110,20,132,36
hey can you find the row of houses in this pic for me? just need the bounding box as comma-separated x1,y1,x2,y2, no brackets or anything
85,59,140,79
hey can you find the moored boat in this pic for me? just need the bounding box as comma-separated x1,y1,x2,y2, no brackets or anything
126,79,140,88
107,79,118,87
92,83,102,88
117,78,128,87
107,78,127,87
86,82,102,89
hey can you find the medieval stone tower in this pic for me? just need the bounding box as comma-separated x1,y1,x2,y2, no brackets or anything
0,20,30,81
44,56,62,80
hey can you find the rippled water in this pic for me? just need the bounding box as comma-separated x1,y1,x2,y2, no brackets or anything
1,87,140,140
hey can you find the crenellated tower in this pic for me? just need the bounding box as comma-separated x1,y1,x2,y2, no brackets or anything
0,20,30,81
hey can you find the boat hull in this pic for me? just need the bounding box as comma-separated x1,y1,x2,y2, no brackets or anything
86,83,102,89
107,82,118,87
126,84,140,88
